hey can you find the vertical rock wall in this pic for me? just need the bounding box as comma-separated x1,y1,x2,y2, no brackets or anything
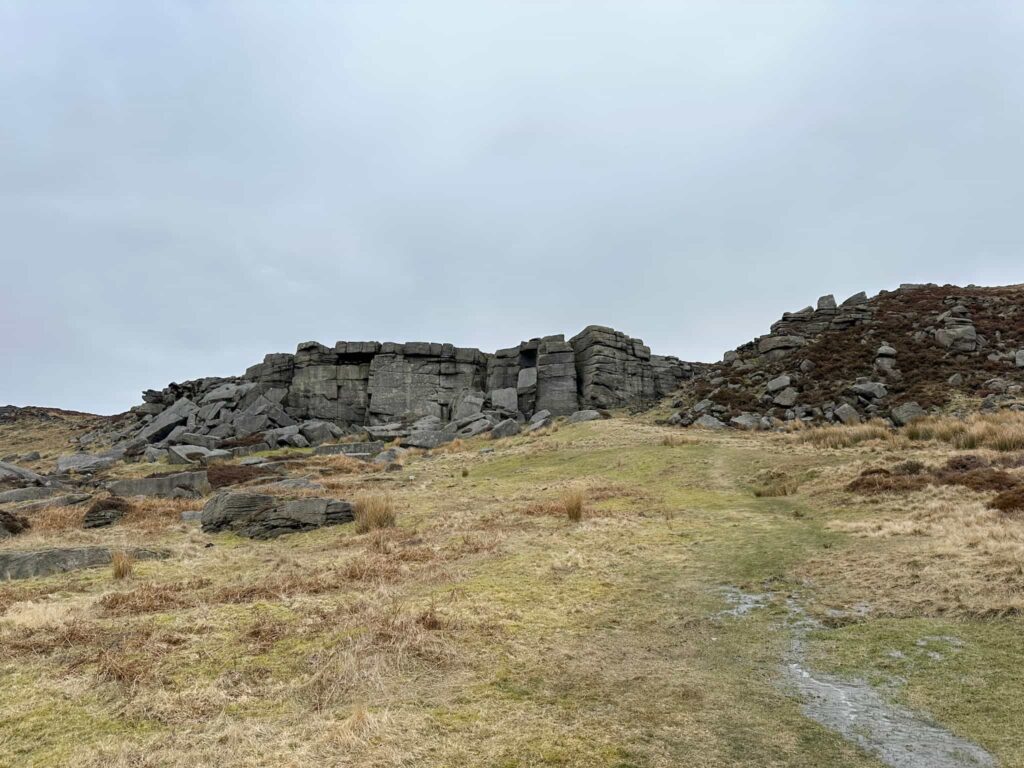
240,325,691,426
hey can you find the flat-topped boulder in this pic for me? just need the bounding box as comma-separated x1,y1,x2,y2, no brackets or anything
0,546,168,580
108,470,211,499
201,491,355,539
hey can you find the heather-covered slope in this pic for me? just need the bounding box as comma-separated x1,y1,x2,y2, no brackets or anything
669,283,1024,429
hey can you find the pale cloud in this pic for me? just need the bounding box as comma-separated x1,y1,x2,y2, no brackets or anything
2,1,1022,413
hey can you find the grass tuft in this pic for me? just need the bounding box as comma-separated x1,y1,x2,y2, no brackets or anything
561,488,585,522
354,492,397,534
111,551,134,581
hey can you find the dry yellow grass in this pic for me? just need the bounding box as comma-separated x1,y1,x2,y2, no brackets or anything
813,485,1024,617
796,419,893,448
111,550,134,580
904,411,1024,451
354,492,397,534
2,416,1023,767
561,487,585,522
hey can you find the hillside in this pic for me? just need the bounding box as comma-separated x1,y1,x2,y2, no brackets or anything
669,283,1024,429
2,287,1024,767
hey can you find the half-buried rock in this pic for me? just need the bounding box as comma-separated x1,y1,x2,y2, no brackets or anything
201,491,354,539
0,547,168,580
83,497,135,529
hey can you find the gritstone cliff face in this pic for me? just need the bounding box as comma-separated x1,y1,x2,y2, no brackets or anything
112,326,694,452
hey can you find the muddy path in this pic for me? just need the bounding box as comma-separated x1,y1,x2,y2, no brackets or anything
719,589,996,768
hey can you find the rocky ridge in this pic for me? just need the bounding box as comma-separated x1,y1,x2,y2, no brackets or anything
70,325,694,463
669,283,1024,429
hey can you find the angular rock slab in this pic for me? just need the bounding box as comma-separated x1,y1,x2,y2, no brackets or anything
201,492,354,539
108,470,211,499
0,547,168,580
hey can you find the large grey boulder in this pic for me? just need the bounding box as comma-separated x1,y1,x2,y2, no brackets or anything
0,547,168,580
299,420,342,446
891,402,926,427
490,419,521,439
455,417,493,438
0,486,66,505
692,414,726,429
401,431,456,449
567,410,603,424
55,453,117,474
729,413,762,430
834,403,862,425
452,391,486,420
201,491,354,539
12,493,91,514
108,470,211,499
364,423,409,441
766,375,791,393
757,335,807,355
1017,350,1024,368
137,398,199,443
167,445,232,465
849,381,888,400
490,387,519,412
529,410,552,424
313,441,385,457
176,433,222,450
934,325,978,352
772,387,799,408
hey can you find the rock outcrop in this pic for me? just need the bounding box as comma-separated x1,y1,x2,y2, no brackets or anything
87,326,696,455
201,491,355,539
670,284,1024,429
0,547,168,580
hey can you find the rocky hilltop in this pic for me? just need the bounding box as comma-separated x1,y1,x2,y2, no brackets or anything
670,283,1024,429
76,325,694,461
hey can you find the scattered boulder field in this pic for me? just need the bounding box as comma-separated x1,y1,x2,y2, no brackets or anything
3,284,1024,550
667,283,1024,430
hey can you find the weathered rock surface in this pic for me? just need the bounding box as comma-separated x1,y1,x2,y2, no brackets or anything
107,326,695,456
668,284,1024,430
0,461,46,485
0,547,168,580
108,471,211,499
201,492,354,539
567,410,603,424
490,419,521,439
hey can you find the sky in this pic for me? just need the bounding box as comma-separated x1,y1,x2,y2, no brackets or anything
2,2,1023,414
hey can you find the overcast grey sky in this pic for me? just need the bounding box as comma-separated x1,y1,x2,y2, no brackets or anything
2,2,1023,414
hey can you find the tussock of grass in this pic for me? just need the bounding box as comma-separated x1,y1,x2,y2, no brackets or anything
561,488,585,522
661,434,695,447
354,492,396,534
111,551,134,580
753,479,800,497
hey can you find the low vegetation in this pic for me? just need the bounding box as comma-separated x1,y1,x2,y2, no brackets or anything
1,416,1022,766
353,491,396,534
